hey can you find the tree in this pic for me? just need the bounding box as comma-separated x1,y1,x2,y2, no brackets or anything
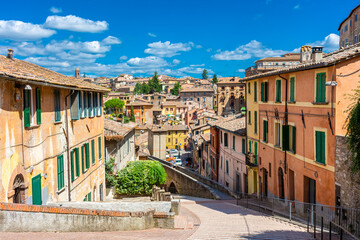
130,105,135,122
142,82,150,94
170,81,181,96
104,99,125,114
149,71,162,93
212,74,218,84
134,82,142,94
202,69,208,79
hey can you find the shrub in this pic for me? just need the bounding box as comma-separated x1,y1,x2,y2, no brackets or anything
105,158,117,188
115,160,167,195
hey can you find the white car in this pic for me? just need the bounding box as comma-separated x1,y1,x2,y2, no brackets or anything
169,149,179,157
175,158,182,166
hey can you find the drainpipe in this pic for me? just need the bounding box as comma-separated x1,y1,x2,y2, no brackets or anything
65,90,75,202
20,89,25,167
279,75,288,174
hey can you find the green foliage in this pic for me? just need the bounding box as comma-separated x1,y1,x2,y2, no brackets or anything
148,72,162,93
115,160,167,195
104,99,125,114
212,74,218,84
123,116,130,123
345,98,360,178
134,82,142,94
105,158,116,188
134,81,150,94
170,81,181,96
130,105,135,122
202,69,208,80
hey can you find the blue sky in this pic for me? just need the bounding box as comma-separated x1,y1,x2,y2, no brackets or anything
0,0,356,78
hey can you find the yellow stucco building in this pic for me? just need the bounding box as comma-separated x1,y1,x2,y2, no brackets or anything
165,125,188,150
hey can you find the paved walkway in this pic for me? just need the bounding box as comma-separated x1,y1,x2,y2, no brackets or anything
0,199,313,240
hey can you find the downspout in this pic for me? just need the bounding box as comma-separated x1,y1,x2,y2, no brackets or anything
21,89,25,166
65,90,75,202
279,75,288,174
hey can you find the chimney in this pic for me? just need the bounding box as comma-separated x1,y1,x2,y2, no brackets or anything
7,49,13,59
311,46,324,62
75,68,80,78
300,45,311,63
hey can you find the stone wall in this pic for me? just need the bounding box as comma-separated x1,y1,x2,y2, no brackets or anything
335,135,360,209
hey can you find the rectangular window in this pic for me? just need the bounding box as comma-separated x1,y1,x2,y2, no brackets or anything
36,88,41,125
57,155,64,190
276,80,282,102
254,142,258,165
224,133,228,147
96,93,101,116
81,145,86,173
91,139,95,164
263,120,268,142
88,92,93,117
248,82,251,94
248,111,251,124
254,82,257,102
290,77,295,102
93,92,97,117
85,143,90,169
275,123,281,147
233,135,236,150
220,131,223,144
220,156,223,169
315,131,326,164
226,160,229,174
75,148,80,177
83,92,87,117
71,91,80,120
356,14,358,22
249,140,252,153
254,111,257,133
98,137,102,160
79,91,83,118
242,139,246,154
289,126,296,153
71,150,75,182
24,89,31,128
316,73,326,103
54,89,61,122
282,125,290,151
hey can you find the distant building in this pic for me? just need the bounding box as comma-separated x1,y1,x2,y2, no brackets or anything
245,53,301,77
216,77,245,116
179,88,215,109
338,4,360,47
148,125,167,160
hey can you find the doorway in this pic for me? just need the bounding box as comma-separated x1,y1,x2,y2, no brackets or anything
13,174,25,204
278,168,285,199
235,173,241,193
263,170,268,197
289,170,295,201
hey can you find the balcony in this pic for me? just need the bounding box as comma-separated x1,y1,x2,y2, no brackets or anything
246,154,258,167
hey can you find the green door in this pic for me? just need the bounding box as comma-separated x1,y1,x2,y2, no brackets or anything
32,174,42,205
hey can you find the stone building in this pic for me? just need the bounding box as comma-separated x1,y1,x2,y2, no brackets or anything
104,119,135,172
0,51,109,205
245,44,360,210
245,53,300,77
216,77,245,116
148,125,167,160
179,88,214,110
339,4,360,48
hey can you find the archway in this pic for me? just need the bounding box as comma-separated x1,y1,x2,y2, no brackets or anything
168,182,177,193
278,168,285,199
13,174,25,204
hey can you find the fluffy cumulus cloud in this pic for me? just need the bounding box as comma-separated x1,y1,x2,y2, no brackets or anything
45,15,108,33
213,40,287,60
0,20,56,41
127,56,168,68
102,36,121,45
172,59,180,65
144,41,192,57
50,7,62,14
306,33,339,53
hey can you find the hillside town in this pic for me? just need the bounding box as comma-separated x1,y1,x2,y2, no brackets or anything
1,2,360,240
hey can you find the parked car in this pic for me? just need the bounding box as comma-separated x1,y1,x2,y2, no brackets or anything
169,149,179,157
175,158,182,166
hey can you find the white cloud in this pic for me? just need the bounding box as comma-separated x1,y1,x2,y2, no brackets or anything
293,33,340,53
206,48,212,52
148,33,157,37
102,36,121,45
294,4,300,10
237,69,245,72
120,56,128,60
190,64,205,67
50,7,62,14
144,41,192,57
45,39,111,54
127,56,168,68
172,59,180,65
196,45,203,49
45,15,108,33
213,40,287,60
0,20,56,41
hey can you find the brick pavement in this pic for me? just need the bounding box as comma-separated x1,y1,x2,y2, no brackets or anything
0,199,313,240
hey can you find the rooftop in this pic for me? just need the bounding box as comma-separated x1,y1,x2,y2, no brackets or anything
0,55,108,92
255,53,300,63
104,119,135,141
180,88,214,93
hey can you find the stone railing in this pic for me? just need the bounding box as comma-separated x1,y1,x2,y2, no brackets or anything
151,185,172,201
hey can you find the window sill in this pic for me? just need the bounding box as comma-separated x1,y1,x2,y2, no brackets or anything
274,101,282,104
274,144,281,149
54,121,62,125
312,102,329,105
315,161,326,166
287,101,296,104
25,124,40,130
56,187,66,195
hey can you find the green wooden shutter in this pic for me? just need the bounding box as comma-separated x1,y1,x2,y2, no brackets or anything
75,148,80,177
248,111,251,124
57,155,64,190
292,126,296,153
254,111,257,133
321,73,326,102
254,142,258,165
264,82,268,102
79,92,83,118
263,120,268,142
71,91,80,120
261,82,264,102
86,143,90,169
93,93,96,117
88,93,92,117
276,80,281,102
248,82,251,94
88,192,91,201
24,89,31,127
254,82,257,102
290,77,295,102
71,150,75,182
100,93,103,115
83,92,87,117
32,174,42,205
316,131,325,164
316,73,326,103
226,160,229,174
91,139,95,164
249,140,252,153
233,135,235,150
36,88,41,125
54,90,61,122
81,145,85,173
282,125,290,151
242,139,245,154
98,137,102,159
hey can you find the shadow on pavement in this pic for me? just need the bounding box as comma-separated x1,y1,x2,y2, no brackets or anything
240,230,313,240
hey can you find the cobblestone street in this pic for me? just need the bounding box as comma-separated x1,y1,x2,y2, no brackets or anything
0,198,312,240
